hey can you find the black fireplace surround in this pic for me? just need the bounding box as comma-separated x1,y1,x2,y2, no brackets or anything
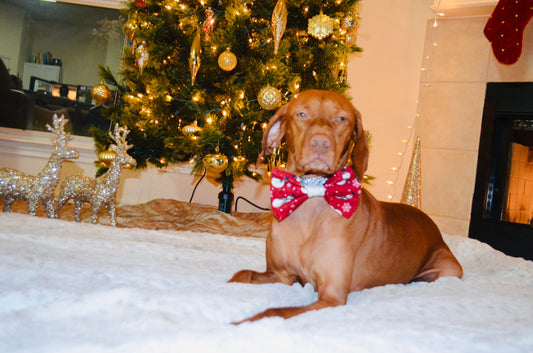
470,82,533,261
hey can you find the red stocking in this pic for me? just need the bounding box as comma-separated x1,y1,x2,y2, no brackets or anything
484,0,533,65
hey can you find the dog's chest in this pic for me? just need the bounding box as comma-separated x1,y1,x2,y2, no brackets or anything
270,198,343,283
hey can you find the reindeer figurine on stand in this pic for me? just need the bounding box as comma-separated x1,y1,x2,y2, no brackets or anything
0,114,79,218
56,124,136,226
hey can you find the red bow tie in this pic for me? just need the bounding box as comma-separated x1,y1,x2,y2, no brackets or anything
270,165,362,221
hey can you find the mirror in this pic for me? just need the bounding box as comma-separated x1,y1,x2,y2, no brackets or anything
0,0,123,136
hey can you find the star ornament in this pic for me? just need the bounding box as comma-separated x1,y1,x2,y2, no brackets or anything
308,11,334,40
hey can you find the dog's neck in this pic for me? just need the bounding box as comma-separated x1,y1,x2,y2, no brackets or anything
296,175,330,198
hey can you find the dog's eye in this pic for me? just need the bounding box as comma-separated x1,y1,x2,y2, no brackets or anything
336,116,347,123
296,112,307,119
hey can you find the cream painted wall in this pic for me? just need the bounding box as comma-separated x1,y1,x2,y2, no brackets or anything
415,15,533,236
347,0,435,202
0,2,122,87
0,3,25,74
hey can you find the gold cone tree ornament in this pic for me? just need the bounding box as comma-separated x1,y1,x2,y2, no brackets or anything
271,0,288,55
135,40,149,74
189,29,202,85
400,136,422,209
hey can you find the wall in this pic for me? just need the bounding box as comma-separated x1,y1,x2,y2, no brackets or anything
29,20,109,85
0,1,122,87
347,0,435,202
416,14,533,236
0,3,25,74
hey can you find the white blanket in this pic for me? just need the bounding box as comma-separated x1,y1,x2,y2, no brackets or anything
1,213,533,353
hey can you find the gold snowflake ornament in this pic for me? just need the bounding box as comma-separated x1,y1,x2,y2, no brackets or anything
308,11,334,40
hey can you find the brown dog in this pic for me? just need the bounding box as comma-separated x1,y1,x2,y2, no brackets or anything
229,90,463,323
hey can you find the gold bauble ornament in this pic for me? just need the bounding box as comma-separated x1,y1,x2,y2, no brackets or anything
308,11,334,40
135,40,149,74
124,18,137,41
346,30,358,47
218,48,237,71
257,85,282,110
98,149,117,167
203,153,228,173
91,82,112,104
400,136,422,209
182,121,202,136
341,15,356,32
271,0,287,55
189,30,202,86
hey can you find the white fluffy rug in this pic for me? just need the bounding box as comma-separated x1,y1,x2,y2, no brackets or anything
1,212,533,353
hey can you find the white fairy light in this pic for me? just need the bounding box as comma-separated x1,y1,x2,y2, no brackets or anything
387,0,442,200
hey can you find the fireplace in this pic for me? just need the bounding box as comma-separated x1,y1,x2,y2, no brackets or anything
470,83,533,260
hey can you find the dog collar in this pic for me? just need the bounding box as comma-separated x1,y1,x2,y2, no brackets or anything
270,165,362,221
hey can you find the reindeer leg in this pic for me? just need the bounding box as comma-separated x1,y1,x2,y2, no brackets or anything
107,202,117,227
2,197,14,212
55,196,68,219
44,198,56,218
74,200,83,222
91,202,102,224
27,200,39,216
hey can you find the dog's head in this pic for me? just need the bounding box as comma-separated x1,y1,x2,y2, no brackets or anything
260,90,369,180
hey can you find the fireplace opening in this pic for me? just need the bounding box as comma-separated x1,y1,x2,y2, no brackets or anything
470,83,533,260
503,126,533,226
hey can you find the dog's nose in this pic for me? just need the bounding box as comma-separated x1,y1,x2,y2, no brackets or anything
310,134,331,153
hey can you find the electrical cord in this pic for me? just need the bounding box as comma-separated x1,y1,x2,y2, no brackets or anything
234,196,270,212
188,168,270,212
188,168,207,203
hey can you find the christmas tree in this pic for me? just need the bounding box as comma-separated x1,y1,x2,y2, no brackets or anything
94,0,361,212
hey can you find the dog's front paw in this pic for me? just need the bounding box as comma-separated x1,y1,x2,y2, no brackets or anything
228,269,254,283
229,270,281,284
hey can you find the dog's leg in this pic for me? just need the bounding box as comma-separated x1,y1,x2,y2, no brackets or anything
233,287,348,324
233,237,354,324
228,270,281,284
411,248,463,282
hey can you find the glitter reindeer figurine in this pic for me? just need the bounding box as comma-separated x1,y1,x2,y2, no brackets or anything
56,124,136,226
0,114,79,218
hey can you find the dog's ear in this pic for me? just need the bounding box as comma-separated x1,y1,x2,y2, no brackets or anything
351,107,369,182
259,103,288,162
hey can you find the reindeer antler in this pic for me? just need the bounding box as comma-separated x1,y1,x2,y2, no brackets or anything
46,114,72,144
109,124,133,151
